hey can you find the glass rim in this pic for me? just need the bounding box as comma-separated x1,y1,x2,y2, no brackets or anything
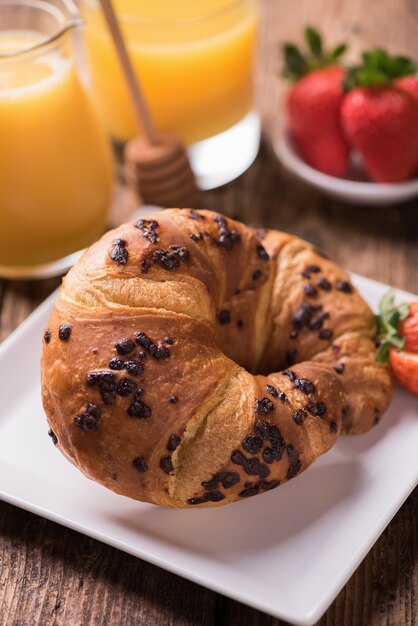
83,0,252,28
0,0,82,60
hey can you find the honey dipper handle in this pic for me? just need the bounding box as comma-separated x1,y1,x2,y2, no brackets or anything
98,0,159,145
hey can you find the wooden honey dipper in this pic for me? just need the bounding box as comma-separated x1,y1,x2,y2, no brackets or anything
99,0,201,208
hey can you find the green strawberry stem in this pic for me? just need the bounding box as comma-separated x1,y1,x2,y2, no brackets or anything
282,26,347,81
344,48,417,91
375,290,410,362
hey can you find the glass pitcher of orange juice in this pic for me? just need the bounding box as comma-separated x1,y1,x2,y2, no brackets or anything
0,0,113,278
82,0,259,189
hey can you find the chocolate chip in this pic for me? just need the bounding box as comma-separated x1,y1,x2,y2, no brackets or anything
58,324,72,341
135,218,159,230
140,259,150,273
128,393,151,418
255,397,274,414
293,409,306,425
160,456,173,474
304,284,317,297
330,421,338,433
316,278,332,291
44,329,51,344
254,420,269,439
341,406,348,422
258,479,280,491
152,345,170,359
201,477,219,490
256,244,269,260
188,209,204,220
170,245,189,260
214,215,241,251
333,363,345,374
109,357,125,371
292,303,322,329
167,434,181,452
205,490,225,502
278,391,287,402
132,457,148,472
289,330,298,339
134,219,159,244
286,444,301,479
286,348,297,365
336,279,353,293
219,472,240,489
258,464,270,478
262,447,275,464
231,450,246,465
265,384,278,398
115,338,135,355
242,435,263,454
306,401,327,417
86,371,116,405
117,377,137,396
124,360,143,376
252,269,262,281
282,369,297,381
255,422,284,456
110,239,128,265
48,429,58,445
243,458,262,476
239,487,259,497
308,315,325,331
135,331,154,351
271,441,284,461
301,264,320,279
164,336,173,345
169,395,178,404
237,319,244,329
295,378,316,395
319,328,333,340
74,403,100,431
187,496,209,505
135,331,170,359
218,310,231,324
152,248,180,270
189,233,201,242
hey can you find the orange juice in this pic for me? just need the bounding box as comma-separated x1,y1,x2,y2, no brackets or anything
0,30,112,267
84,0,258,144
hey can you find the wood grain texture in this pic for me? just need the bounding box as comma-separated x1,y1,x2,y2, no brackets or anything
1,0,418,624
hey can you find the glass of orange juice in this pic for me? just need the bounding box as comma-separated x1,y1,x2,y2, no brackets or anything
82,0,259,189
0,0,113,278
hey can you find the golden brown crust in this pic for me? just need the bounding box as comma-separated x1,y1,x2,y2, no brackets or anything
41,209,392,507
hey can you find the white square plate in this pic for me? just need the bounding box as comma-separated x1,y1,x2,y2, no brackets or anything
1,275,417,626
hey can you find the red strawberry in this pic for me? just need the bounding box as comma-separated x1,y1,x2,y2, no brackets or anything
283,28,350,177
396,74,418,102
376,291,418,396
395,75,418,170
389,349,418,395
400,301,418,352
341,49,418,183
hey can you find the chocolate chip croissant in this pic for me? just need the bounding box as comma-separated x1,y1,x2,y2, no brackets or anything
41,209,392,507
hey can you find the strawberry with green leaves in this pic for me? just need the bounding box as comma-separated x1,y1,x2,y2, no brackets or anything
376,291,418,396
283,27,350,177
341,49,418,183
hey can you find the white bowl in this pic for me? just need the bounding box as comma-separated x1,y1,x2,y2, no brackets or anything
274,132,418,206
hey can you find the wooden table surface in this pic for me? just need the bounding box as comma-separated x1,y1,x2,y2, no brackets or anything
1,1,418,624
